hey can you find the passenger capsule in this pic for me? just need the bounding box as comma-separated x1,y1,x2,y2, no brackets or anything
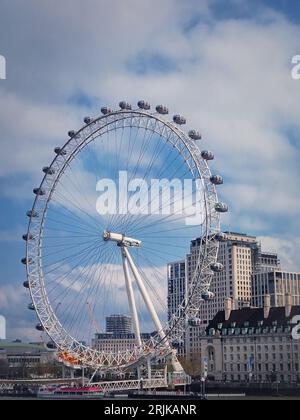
210,175,224,185
22,233,34,241
201,151,214,161
156,105,169,115
68,130,76,138
215,232,228,242
54,147,67,156
47,342,57,350
189,130,202,141
33,188,46,196
26,210,38,218
119,101,132,110
36,324,45,332
101,107,112,115
84,117,92,125
173,115,187,125
201,291,215,301
138,101,151,110
211,263,224,273
188,318,202,327
28,303,35,311
23,281,30,289
215,202,229,213
21,258,33,265
43,167,55,175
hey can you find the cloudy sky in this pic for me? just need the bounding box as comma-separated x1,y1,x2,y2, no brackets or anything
0,0,300,341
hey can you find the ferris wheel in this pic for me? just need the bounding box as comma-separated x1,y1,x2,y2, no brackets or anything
22,101,228,373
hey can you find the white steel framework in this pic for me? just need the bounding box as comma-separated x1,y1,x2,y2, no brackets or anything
23,102,225,373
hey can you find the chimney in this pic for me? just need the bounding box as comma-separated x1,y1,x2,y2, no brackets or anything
225,298,233,321
285,293,293,318
263,294,271,319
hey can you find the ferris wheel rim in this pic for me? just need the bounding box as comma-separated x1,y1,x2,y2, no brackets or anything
24,106,221,370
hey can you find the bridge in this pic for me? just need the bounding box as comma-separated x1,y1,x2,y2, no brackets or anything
0,370,190,393
0,377,81,391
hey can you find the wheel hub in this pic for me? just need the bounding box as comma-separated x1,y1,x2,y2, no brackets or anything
103,231,141,248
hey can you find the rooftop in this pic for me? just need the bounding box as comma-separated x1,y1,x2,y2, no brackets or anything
0,341,47,351
208,306,300,331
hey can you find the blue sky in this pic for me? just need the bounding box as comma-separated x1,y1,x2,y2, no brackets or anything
0,0,300,341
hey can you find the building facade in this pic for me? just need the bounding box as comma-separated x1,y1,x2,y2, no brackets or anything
0,315,6,340
92,333,153,354
0,341,55,368
196,232,259,324
198,296,300,383
256,252,281,272
106,315,132,335
167,232,300,362
169,232,260,359
167,260,186,322
252,271,300,308
167,260,187,357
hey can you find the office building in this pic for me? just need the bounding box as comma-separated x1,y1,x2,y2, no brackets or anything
252,270,300,308
92,333,154,354
106,315,132,335
0,315,6,340
194,232,259,324
256,251,281,272
167,260,187,357
0,341,55,368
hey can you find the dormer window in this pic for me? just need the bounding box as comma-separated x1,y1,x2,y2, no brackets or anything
209,328,216,337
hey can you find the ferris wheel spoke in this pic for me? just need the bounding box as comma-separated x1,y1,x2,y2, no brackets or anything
41,237,100,249
42,226,99,238
53,184,98,225
109,125,142,229
109,123,153,230
52,189,100,229
105,124,126,229
117,129,170,233
49,242,109,302
48,201,100,234
142,244,185,262
52,241,111,311
58,251,110,339
67,244,119,341
87,247,121,339
43,239,105,273
122,164,194,235
105,120,129,230
43,234,98,240
130,214,189,238
86,248,120,338
62,158,103,222
141,223,203,237
42,238,103,259
45,216,98,236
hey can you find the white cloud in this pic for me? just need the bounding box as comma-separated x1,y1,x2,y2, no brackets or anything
0,283,40,341
259,236,300,272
